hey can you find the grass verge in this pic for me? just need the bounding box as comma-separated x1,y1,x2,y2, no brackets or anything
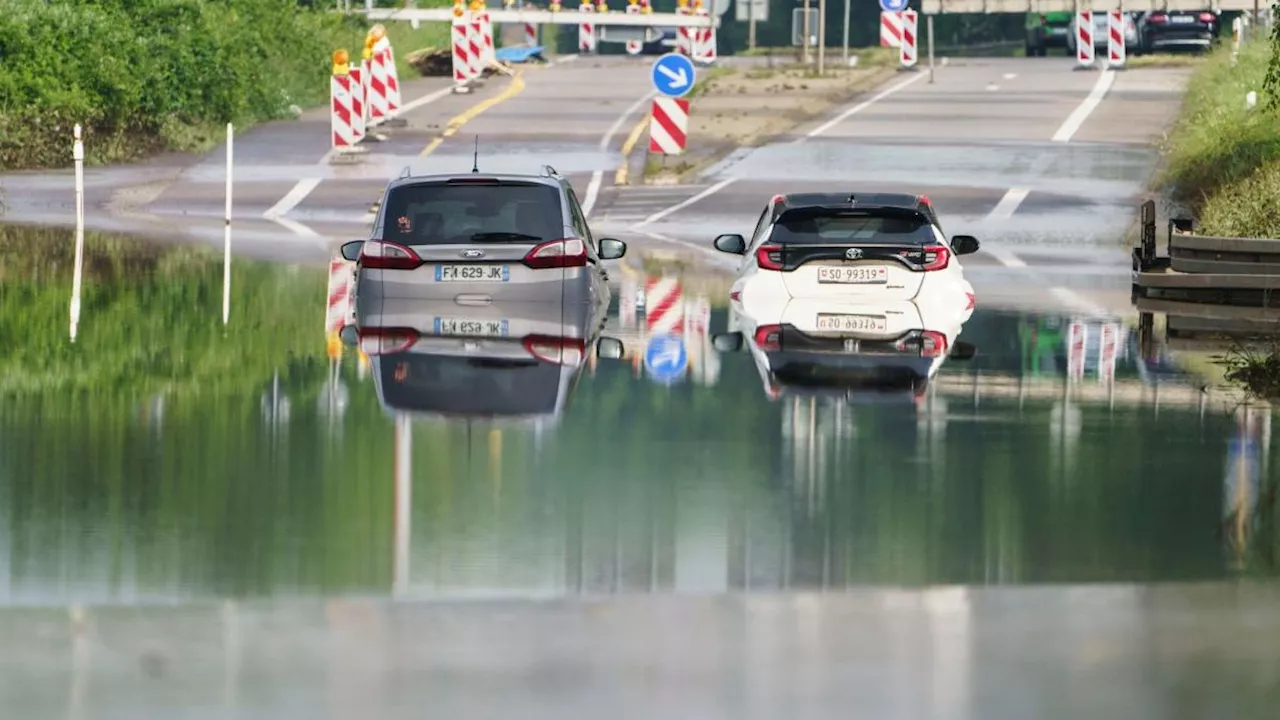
1156,40,1278,237
0,0,449,171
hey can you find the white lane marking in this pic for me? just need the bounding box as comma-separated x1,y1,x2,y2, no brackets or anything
986,83,999,92
268,215,321,238
635,229,737,265
583,90,656,218
801,72,928,140
981,243,1028,268
987,187,1030,221
264,177,321,218
398,86,454,115
1050,286,1108,317
631,177,738,229
1052,69,1115,143
1002,73,1016,80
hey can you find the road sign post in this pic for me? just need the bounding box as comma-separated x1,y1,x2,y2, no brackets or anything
650,52,696,97
645,334,688,384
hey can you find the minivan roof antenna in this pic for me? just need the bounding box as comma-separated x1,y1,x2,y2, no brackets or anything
471,136,479,173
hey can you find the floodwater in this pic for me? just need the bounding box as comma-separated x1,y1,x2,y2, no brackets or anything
2,225,1279,717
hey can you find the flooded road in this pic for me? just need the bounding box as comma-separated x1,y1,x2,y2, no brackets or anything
2,224,1280,717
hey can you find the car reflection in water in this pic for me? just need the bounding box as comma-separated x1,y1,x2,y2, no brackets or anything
339,294,623,422
711,282,978,402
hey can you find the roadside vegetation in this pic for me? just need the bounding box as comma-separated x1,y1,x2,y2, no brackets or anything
1158,37,1279,237
0,0,449,171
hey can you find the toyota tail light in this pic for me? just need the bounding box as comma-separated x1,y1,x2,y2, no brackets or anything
360,240,423,270
359,327,419,355
895,330,948,358
523,238,587,269
922,245,950,271
522,335,586,366
1148,12,1167,23
755,245,785,271
1198,11,1215,23
753,324,783,351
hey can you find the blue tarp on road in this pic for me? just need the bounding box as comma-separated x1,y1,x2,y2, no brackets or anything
494,45,546,63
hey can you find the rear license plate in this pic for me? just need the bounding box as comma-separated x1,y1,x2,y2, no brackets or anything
817,265,888,284
434,264,510,282
432,317,509,337
816,314,887,333
1171,15,1195,23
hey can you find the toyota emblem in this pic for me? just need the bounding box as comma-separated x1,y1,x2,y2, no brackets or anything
845,247,863,260
461,249,485,259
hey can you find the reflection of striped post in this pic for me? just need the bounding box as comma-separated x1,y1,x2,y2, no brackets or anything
1098,323,1119,382
1067,322,1086,382
620,273,637,328
645,276,684,336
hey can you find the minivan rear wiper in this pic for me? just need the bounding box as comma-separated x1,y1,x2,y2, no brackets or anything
468,232,543,243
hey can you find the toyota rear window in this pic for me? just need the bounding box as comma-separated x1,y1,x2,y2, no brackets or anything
770,211,939,245
383,181,563,245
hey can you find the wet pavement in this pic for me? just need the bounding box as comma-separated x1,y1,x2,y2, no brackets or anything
3,54,1279,717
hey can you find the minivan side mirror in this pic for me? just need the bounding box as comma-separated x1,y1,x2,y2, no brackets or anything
597,336,625,359
340,240,365,262
950,341,977,360
950,235,980,256
339,324,359,346
599,238,627,260
712,332,744,353
714,233,747,255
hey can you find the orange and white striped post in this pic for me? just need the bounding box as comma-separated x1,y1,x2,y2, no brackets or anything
330,49,360,155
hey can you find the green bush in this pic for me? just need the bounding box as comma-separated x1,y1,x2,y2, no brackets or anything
0,0,448,170
1157,39,1278,234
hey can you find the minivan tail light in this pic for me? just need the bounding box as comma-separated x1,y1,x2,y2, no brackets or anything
1198,11,1215,23
1148,12,1167,23
922,245,950,272
754,324,783,351
755,245,785,271
360,240,423,270
523,238,587,269
522,335,586,366
358,327,419,355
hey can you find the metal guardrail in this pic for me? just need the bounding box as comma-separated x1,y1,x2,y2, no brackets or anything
1132,199,1280,306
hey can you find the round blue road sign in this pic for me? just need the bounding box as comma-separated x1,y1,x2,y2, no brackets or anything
650,52,697,98
880,0,909,12
644,334,688,383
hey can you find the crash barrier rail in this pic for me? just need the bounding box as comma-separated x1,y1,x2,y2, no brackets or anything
1132,199,1280,307
1135,299,1280,353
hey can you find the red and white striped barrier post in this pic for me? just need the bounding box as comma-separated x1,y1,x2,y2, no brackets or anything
468,3,486,77
1076,10,1095,68
880,11,903,47
330,51,359,154
364,29,391,126
676,0,692,57
326,257,353,335
899,9,918,69
625,0,642,55
1098,323,1119,382
525,18,538,46
1107,9,1126,69
451,10,475,93
578,1,596,54
645,276,685,337
348,63,366,142
648,97,689,156
692,2,716,65
1067,321,1087,382
480,8,496,67
379,38,402,117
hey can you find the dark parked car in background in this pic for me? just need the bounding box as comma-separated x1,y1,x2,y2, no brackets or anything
1136,9,1220,53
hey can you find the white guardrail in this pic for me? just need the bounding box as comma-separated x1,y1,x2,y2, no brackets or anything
922,0,1263,12
363,8,717,28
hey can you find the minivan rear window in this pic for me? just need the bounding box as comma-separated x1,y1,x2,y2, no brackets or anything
378,355,561,416
383,181,563,245
770,211,938,246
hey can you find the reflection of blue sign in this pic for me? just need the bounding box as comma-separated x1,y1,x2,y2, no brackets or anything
645,334,687,383
880,0,908,11
651,52,697,98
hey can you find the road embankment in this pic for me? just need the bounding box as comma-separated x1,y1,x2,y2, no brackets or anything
643,48,898,183
0,0,448,172
1158,39,1279,237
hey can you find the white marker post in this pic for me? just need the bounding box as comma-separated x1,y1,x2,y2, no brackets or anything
69,124,86,343
222,123,233,326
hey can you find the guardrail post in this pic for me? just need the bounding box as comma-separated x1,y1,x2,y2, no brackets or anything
1138,199,1155,269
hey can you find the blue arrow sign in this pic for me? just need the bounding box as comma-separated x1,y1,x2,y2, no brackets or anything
650,52,697,98
880,0,909,11
644,334,688,383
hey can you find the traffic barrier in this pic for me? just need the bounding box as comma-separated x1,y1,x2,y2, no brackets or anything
469,10,485,78
326,258,353,334
331,54,360,152
1098,323,1119,382
381,37,403,116
899,9,918,69
1107,9,1125,69
880,10,903,48
1067,322,1086,382
1076,11,1095,67
525,19,538,46
645,276,685,336
348,64,366,141
648,97,689,156
480,9,496,67
366,33,392,125
626,1,642,55
578,2,596,54
676,0,692,57
452,13,476,92
693,4,716,64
